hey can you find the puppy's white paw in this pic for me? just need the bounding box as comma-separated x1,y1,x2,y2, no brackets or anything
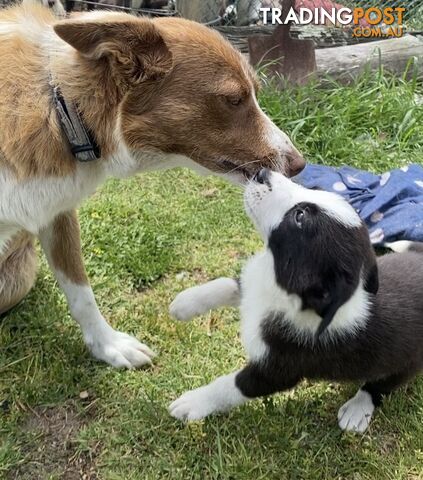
169,372,246,421
169,286,208,321
169,385,219,421
170,278,240,321
86,328,156,369
338,389,374,433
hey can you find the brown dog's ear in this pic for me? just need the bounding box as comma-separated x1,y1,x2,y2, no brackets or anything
54,18,172,84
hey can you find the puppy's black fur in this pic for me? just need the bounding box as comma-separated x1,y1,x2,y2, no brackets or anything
269,203,378,337
235,202,423,411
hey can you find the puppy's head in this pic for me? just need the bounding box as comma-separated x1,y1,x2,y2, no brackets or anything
245,169,378,337
54,14,304,183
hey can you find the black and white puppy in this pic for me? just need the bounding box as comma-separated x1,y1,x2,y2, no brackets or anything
169,169,423,433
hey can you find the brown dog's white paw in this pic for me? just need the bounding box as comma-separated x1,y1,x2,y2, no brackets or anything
86,328,156,369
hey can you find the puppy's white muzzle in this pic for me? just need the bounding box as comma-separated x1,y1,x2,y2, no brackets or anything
244,168,361,240
244,169,307,239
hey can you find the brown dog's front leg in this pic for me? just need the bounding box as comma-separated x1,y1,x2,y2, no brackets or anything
39,210,155,368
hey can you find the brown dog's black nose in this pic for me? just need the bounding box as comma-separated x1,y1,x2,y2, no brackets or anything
286,150,306,177
253,168,270,184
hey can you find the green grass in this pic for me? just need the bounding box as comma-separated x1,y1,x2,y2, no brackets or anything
1,72,423,480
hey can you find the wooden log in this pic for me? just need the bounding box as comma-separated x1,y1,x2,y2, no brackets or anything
215,25,388,53
175,0,221,23
314,35,423,83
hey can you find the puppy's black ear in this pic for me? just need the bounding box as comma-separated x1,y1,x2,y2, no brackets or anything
364,263,379,295
315,296,344,339
314,274,354,339
303,285,343,339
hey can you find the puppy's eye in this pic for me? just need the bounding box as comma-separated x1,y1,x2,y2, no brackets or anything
226,96,243,106
294,209,304,227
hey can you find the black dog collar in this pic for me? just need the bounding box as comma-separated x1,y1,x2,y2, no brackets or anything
51,82,101,162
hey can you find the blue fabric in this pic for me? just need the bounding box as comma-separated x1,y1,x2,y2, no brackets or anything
295,164,423,246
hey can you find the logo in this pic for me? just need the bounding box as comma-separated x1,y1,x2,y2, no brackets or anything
260,6,406,38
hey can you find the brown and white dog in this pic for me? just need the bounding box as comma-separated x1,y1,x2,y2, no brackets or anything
23,0,66,17
0,4,304,368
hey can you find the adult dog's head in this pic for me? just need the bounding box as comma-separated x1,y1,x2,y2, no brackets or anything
244,169,379,337
54,14,304,182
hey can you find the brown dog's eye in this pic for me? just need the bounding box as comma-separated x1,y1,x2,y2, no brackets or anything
226,96,243,106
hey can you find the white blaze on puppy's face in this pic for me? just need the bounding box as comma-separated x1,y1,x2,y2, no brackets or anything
244,170,361,240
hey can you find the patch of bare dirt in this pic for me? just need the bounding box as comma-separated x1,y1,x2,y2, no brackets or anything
8,401,100,480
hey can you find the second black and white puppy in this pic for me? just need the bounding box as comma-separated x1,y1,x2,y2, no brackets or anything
169,169,423,433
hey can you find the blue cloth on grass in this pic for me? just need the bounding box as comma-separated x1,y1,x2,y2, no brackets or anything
295,164,423,246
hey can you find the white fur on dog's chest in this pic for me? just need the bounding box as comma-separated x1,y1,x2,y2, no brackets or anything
0,163,106,243
0,224,21,255
240,251,279,361
240,250,306,360
0,140,203,253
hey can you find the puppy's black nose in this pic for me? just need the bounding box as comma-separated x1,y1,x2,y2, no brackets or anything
253,168,270,184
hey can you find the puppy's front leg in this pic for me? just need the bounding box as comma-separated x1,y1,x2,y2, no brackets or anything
169,362,299,421
39,210,155,368
170,278,240,321
169,371,246,421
